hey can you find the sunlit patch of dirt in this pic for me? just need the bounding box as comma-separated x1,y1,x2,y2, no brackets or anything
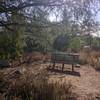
46,64,100,99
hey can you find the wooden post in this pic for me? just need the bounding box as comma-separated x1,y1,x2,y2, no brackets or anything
72,64,74,72
52,61,55,69
62,62,64,71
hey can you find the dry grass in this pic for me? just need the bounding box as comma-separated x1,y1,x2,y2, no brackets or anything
0,68,77,100
0,51,100,100
79,50,100,70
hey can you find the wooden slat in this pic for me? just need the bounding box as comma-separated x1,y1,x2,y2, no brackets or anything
51,52,79,64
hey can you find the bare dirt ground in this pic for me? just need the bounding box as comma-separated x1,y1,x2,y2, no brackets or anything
46,64,100,100
1,62,100,100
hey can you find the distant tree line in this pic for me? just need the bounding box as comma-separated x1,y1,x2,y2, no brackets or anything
53,33,100,52
0,0,100,61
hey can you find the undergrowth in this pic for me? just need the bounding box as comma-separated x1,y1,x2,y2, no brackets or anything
0,70,77,100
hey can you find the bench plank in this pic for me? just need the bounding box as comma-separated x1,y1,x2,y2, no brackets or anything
50,52,79,71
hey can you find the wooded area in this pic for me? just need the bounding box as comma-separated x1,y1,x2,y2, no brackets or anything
0,0,100,100
0,0,100,61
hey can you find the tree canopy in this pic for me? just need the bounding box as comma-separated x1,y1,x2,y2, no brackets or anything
0,0,100,61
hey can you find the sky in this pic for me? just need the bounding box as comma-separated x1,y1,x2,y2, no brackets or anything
49,10,100,37
96,12,100,22
49,11,100,22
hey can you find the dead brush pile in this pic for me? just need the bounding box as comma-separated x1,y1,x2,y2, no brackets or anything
0,69,77,100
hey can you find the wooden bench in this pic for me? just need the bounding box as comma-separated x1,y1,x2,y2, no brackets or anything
50,52,79,71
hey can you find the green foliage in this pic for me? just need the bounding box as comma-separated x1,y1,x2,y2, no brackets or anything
92,37,100,46
53,34,70,51
0,5,25,61
0,32,23,61
0,0,100,61
24,10,53,53
69,37,84,51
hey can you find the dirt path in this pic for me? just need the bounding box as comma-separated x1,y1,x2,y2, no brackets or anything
46,64,100,99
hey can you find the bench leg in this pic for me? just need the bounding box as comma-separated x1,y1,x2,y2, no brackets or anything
62,63,64,71
72,64,74,72
52,62,55,69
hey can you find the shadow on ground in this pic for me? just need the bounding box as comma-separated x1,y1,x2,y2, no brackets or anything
47,68,81,77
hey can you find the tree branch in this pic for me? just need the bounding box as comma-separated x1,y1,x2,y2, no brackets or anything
0,1,64,13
